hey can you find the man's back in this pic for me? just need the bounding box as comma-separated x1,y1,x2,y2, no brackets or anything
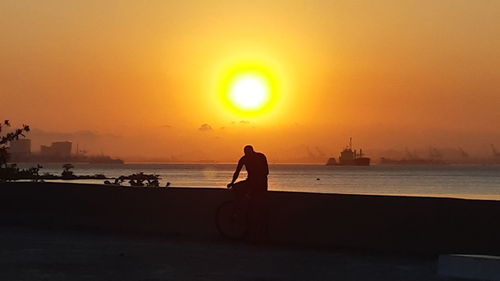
240,152,268,180
228,145,269,191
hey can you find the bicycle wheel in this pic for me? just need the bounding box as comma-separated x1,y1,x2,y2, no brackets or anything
215,200,248,240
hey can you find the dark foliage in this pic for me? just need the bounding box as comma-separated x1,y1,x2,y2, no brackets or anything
62,163,75,179
104,172,164,187
0,120,30,168
0,120,37,182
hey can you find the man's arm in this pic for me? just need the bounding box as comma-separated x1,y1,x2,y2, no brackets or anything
228,158,244,188
262,154,269,176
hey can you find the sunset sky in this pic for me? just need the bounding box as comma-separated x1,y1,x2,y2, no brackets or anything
1,0,499,162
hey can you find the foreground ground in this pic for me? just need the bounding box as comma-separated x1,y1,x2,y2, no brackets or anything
0,226,461,281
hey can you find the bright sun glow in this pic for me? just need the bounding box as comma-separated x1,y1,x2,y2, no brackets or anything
216,60,282,119
229,74,269,110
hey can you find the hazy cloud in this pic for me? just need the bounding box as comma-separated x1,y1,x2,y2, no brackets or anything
28,128,120,140
198,123,213,132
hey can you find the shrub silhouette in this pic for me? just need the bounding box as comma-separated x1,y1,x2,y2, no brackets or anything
62,163,76,179
0,120,34,182
105,172,163,187
0,120,30,168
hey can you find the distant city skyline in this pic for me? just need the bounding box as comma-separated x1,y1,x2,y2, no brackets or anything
7,130,500,164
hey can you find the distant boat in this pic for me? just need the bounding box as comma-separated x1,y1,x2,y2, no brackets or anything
326,138,370,166
88,155,124,164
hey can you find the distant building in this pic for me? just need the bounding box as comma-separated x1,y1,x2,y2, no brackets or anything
40,141,72,158
9,139,31,161
40,145,51,155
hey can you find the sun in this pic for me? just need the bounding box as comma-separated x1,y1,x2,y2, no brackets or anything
215,60,282,118
229,74,269,110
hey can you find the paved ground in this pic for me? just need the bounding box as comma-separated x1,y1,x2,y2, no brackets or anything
0,226,461,281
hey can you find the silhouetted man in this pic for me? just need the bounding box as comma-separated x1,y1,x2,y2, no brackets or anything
227,145,269,193
227,145,269,241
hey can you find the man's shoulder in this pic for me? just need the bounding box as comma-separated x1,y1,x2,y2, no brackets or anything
255,152,267,160
240,153,267,163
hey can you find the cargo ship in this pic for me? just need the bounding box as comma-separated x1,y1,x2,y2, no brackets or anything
326,138,370,166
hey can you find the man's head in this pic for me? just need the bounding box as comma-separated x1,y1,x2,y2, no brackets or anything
244,145,254,156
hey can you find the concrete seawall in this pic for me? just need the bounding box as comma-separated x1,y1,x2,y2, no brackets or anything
1,182,500,254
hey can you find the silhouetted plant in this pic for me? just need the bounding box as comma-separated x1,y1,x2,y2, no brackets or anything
104,173,163,187
61,163,75,179
0,120,32,182
0,120,30,168
27,164,43,182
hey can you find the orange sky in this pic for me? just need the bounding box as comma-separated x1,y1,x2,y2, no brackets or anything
1,0,499,162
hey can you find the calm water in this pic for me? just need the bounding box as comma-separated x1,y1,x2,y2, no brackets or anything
17,163,500,200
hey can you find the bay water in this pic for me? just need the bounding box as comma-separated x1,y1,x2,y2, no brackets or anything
18,163,500,201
